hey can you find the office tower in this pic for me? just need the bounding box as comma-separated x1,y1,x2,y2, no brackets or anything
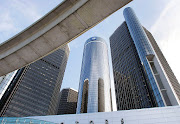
0,45,70,117
0,71,17,100
110,7,180,110
57,88,78,115
0,70,18,111
110,22,156,110
143,28,180,104
77,37,112,114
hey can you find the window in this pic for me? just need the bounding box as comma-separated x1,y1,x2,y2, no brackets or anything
121,118,124,124
75,121,79,124
89,120,94,124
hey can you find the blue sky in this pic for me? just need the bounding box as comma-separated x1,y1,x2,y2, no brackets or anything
0,0,180,92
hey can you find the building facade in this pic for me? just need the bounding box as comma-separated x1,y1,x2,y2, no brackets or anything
143,28,180,105
1,106,180,124
110,7,180,110
0,70,19,112
57,88,78,115
110,22,156,110
24,106,180,124
77,37,112,113
0,45,70,117
0,71,17,100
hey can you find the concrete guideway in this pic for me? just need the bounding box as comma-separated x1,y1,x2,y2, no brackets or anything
0,0,132,76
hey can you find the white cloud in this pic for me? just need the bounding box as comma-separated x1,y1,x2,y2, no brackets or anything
150,0,180,82
0,0,42,43
11,0,41,22
0,11,19,43
0,12,17,32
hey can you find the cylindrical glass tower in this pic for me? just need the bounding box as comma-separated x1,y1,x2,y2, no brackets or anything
76,37,112,113
123,7,165,106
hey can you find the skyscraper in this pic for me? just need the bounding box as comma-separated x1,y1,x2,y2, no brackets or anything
110,22,156,110
0,45,70,117
0,70,19,112
110,7,180,110
76,37,112,113
57,88,78,115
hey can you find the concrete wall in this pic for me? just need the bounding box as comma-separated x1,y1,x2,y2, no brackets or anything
27,106,180,124
153,56,180,105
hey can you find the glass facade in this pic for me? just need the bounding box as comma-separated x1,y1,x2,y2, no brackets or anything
144,28,180,104
0,117,56,124
0,68,25,114
77,37,112,113
57,88,78,115
0,45,70,117
0,71,17,100
123,7,165,106
110,22,157,110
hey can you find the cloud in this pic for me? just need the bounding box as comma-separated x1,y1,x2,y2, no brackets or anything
150,0,180,82
0,12,17,32
0,0,42,43
0,11,19,43
10,0,41,22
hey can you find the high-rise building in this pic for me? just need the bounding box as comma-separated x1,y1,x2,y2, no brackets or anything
110,7,180,110
76,37,112,114
110,22,156,110
57,88,78,115
0,70,18,112
0,45,70,117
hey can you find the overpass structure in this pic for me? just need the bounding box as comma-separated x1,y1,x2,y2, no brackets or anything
0,0,132,76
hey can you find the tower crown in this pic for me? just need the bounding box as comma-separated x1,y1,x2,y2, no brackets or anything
85,37,106,46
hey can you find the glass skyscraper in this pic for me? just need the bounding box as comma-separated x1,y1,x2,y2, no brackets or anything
57,88,78,115
0,45,70,117
0,71,17,100
110,22,156,110
76,37,112,113
110,7,180,110
0,70,18,112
